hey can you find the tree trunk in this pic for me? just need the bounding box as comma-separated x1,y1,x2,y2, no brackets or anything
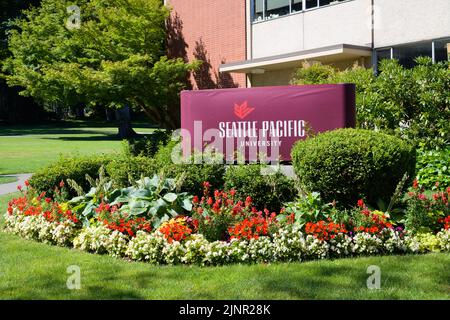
105,108,115,122
115,105,138,139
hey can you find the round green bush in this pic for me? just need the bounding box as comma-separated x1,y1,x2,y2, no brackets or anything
153,141,226,196
291,129,416,207
106,156,157,188
29,155,113,197
224,164,297,212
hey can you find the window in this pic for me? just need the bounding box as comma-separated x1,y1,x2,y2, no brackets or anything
251,0,348,23
376,39,449,70
376,48,392,65
319,0,333,5
305,0,318,9
394,42,432,68
291,0,303,13
253,0,264,22
266,0,290,20
434,39,450,63
319,0,346,6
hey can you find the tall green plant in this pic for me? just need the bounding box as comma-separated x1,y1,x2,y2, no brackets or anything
291,58,450,150
1,0,198,134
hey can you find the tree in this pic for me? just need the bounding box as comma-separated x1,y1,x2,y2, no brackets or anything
1,0,197,137
0,0,44,123
291,58,450,150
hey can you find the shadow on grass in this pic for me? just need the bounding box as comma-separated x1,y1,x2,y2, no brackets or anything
0,120,158,137
42,135,121,142
255,255,449,300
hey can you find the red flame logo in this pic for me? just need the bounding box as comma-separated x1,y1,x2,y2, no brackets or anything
234,101,255,119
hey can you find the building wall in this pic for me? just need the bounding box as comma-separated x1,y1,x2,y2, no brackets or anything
167,0,247,89
252,0,372,59
251,69,296,87
374,0,450,48
250,57,370,87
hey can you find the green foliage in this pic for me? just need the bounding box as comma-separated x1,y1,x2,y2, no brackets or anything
290,61,336,84
29,155,112,197
291,128,416,207
68,174,193,228
404,188,449,234
224,164,297,212
1,0,197,129
416,148,450,189
125,130,171,157
110,175,193,228
153,141,226,197
414,233,442,252
106,149,157,188
290,58,450,149
281,192,345,228
107,139,225,197
67,166,117,224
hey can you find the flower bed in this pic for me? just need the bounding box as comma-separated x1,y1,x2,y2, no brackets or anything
3,179,450,266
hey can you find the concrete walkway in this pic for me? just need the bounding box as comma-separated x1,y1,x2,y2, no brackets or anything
0,174,33,195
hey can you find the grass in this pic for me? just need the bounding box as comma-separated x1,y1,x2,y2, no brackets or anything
0,120,155,175
0,176,17,185
0,192,449,300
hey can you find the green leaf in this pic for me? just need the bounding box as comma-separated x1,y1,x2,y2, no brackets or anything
181,198,193,211
163,193,177,203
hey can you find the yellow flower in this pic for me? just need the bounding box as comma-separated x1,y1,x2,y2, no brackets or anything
59,202,69,212
31,197,39,206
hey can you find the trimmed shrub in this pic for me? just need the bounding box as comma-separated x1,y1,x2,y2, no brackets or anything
416,148,450,189
106,156,157,188
153,141,226,196
125,129,171,158
29,155,112,197
291,58,450,150
291,128,416,207
224,164,297,212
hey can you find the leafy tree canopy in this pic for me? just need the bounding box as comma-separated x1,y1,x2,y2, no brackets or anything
1,0,198,131
291,58,450,150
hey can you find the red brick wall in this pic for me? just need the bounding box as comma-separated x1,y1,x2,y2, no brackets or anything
167,0,247,89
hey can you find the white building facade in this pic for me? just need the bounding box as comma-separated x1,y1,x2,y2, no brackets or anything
220,0,450,87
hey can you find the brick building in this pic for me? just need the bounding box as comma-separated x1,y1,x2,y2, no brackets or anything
166,0,247,89
167,0,450,89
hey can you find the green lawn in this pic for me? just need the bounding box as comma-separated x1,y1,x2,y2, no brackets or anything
1,192,449,300
0,121,155,174
0,176,17,185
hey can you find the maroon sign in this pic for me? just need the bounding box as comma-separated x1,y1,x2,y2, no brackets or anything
181,84,355,162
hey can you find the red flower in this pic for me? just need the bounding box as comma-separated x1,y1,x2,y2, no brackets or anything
305,220,347,241
59,180,65,188
158,217,193,243
245,196,252,207
228,212,275,240
24,180,30,187
192,196,199,204
357,199,365,208
412,179,419,189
